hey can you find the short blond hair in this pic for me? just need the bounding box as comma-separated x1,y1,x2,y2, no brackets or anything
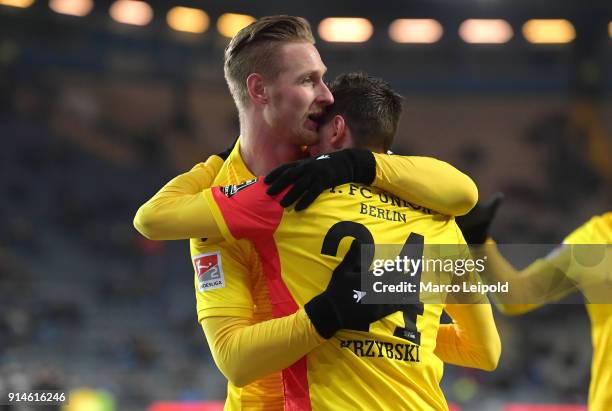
224,15,315,110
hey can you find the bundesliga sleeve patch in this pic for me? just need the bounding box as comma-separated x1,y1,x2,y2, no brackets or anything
221,178,258,198
193,251,225,292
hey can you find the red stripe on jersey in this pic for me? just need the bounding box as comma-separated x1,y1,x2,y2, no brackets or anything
211,179,285,240
254,236,312,411
212,179,312,410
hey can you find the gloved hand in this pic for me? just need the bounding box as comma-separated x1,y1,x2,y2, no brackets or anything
456,192,504,244
304,239,404,339
264,149,376,211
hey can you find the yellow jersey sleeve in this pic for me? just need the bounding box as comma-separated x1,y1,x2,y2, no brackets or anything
563,212,612,244
201,309,324,388
372,153,478,216
486,212,612,315
433,223,501,370
193,238,256,321
133,154,224,240
435,303,501,371
561,212,612,303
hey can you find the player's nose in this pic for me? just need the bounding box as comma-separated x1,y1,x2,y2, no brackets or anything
316,81,334,106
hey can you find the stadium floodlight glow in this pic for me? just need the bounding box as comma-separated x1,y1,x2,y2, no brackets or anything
49,0,93,17
318,17,373,43
167,6,209,34
609,22,612,38
109,0,153,26
522,19,575,44
0,0,34,8
217,13,256,38
389,19,443,43
459,19,513,44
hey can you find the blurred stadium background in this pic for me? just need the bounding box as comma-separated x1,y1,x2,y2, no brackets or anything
0,0,610,410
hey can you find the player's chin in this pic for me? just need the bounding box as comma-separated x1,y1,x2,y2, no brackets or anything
297,127,319,146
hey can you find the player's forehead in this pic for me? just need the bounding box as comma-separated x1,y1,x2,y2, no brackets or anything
276,42,327,78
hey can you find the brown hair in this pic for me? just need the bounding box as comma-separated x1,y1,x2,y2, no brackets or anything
224,15,315,110
322,72,403,152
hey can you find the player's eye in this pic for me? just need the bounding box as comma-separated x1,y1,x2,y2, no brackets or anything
302,76,314,85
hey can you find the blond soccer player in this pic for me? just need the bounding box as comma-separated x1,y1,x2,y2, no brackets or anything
136,71,500,411
135,16,498,411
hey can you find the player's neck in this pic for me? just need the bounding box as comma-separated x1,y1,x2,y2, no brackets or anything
239,122,304,176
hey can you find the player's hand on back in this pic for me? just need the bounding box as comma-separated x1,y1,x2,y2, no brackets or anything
304,239,403,339
264,149,376,211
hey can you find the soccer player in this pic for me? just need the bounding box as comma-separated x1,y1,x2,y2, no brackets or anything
460,200,611,411
192,72,500,410
136,71,501,411
134,16,496,410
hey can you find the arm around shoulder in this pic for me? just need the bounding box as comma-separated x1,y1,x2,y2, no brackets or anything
133,155,224,240
436,303,501,371
201,309,325,387
372,153,478,216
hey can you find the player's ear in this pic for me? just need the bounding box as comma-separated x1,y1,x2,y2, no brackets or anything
246,73,267,105
330,115,348,149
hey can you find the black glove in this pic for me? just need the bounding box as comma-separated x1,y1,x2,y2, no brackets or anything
214,138,238,161
456,192,504,244
264,149,376,211
305,239,404,339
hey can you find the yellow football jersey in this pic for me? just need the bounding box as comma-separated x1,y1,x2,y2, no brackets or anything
563,212,612,411
200,165,469,410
